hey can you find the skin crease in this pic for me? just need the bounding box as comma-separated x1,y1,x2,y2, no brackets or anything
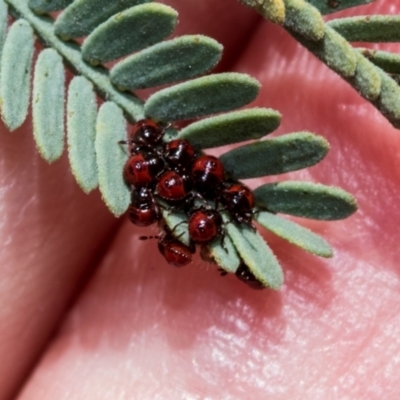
0,0,398,398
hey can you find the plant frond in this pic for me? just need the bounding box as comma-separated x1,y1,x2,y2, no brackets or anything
0,0,360,288
238,0,400,129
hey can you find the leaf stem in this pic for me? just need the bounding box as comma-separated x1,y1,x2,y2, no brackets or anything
238,0,400,129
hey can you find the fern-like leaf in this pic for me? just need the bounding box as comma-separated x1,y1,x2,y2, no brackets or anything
0,0,358,289
239,0,400,129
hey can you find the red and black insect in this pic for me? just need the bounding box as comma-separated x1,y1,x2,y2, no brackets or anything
220,182,255,227
235,262,265,290
158,231,195,267
128,187,161,227
188,207,224,244
156,170,193,202
124,118,168,154
192,155,225,198
123,151,165,187
163,139,196,173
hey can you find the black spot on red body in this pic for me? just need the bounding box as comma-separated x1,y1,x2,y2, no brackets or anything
158,233,195,267
189,208,223,244
123,152,165,187
192,155,225,197
221,182,255,225
128,118,165,152
128,187,160,227
156,170,192,201
163,139,196,172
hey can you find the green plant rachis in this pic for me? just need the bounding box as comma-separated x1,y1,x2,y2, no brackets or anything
0,0,361,289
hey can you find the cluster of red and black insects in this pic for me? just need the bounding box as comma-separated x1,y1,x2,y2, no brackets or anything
122,119,264,289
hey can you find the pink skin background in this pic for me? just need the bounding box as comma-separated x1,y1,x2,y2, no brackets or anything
0,0,399,398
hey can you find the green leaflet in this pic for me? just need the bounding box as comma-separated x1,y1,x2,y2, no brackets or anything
0,0,7,72
254,181,358,220
111,35,223,90
305,0,374,15
358,48,400,74
377,68,400,124
96,102,130,217
32,49,65,163
177,108,281,149
29,0,73,13
328,16,400,42
285,0,325,41
82,3,178,65
238,0,285,24
145,73,261,122
353,50,381,101
220,132,329,179
226,222,283,290
67,76,98,193
208,235,241,274
161,209,190,246
255,211,333,258
0,19,34,131
319,27,357,78
54,0,152,39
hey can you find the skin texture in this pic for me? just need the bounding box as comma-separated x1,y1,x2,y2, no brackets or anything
0,0,399,399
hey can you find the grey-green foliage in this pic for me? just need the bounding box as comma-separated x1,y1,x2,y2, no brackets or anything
161,209,190,246
238,0,400,130
255,211,333,257
145,73,261,122
29,0,73,13
220,132,329,179
82,3,178,65
0,0,8,71
306,0,374,15
328,16,400,42
208,235,241,274
33,49,65,163
0,0,359,289
358,48,400,74
55,0,152,39
95,102,130,216
67,76,98,193
111,35,223,90
178,108,281,149
0,18,34,131
254,181,358,220
226,221,284,290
